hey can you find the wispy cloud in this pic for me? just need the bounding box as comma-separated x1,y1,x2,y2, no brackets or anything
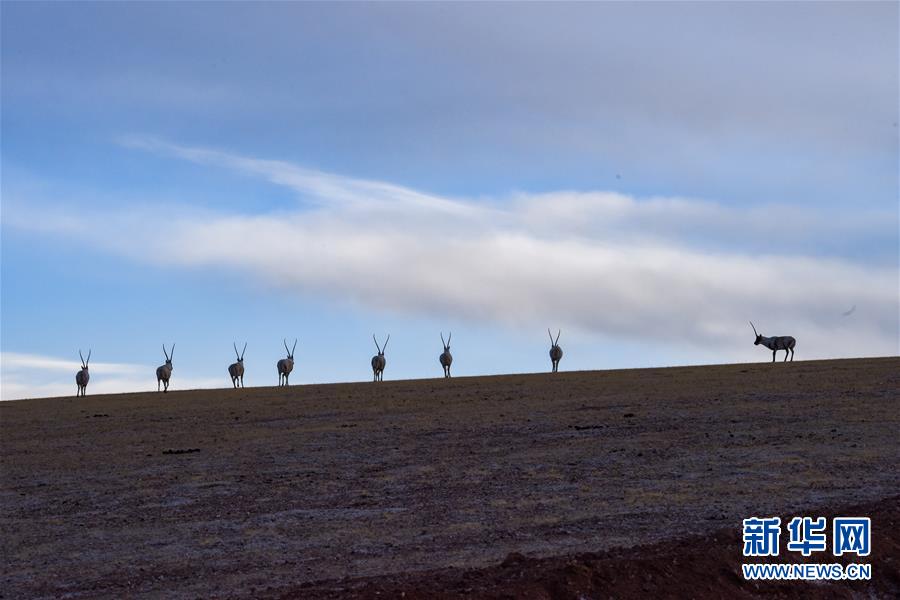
6,138,898,362
0,352,221,400
1,352,142,375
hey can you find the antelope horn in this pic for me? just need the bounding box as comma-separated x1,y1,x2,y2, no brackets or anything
79,349,86,368
555,330,561,345
749,321,759,336
292,339,297,355
548,328,554,344
86,349,91,366
373,334,380,353
242,342,247,359
441,332,446,347
234,342,240,359
383,334,390,351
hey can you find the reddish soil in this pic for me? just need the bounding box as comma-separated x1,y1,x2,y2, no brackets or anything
284,494,900,599
1,357,898,598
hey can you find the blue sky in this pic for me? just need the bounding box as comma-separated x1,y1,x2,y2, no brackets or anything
2,2,898,399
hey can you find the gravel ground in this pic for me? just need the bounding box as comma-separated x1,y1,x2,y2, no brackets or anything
1,357,898,598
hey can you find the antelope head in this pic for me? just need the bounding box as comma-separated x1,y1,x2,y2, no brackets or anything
373,334,389,357
79,349,91,371
284,338,297,360
234,342,247,363
548,328,561,349
749,322,762,345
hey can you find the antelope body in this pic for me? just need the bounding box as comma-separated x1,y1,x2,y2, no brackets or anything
371,334,389,382
228,342,247,388
75,349,91,397
156,344,174,392
548,329,563,373
277,338,297,386
750,322,795,363
439,332,453,378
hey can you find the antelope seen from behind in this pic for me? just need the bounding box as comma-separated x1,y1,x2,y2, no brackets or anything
228,342,247,388
75,349,91,397
548,329,563,373
277,338,297,386
371,334,389,382
156,344,174,392
439,332,453,378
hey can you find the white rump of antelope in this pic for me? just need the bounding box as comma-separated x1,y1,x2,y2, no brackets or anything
548,329,563,373
371,334,389,382
75,349,91,397
156,344,174,392
277,338,297,386
439,332,453,378
750,322,796,363
228,342,247,388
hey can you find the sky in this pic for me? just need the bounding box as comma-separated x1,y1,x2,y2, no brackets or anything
1,2,898,400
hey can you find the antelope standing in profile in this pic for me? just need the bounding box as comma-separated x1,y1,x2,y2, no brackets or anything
277,338,296,386
156,344,174,392
371,334,389,382
75,349,91,397
228,342,247,388
750,322,796,363
439,332,453,378
548,329,563,373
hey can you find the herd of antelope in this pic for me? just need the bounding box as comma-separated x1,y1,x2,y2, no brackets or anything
72,323,795,396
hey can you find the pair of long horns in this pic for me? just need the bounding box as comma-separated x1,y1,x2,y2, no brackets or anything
548,329,561,345
749,321,759,337
234,342,247,360
373,334,390,353
163,343,174,361
79,349,91,369
284,338,297,357
441,332,451,348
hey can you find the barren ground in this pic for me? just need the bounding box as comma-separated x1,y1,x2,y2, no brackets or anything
1,357,898,598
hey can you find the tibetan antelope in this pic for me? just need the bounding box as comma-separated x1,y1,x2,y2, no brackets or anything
75,349,91,397
548,329,563,373
228,342,247,388
277,338,296,386
750,322,796,363
156,344,174,392
439,332,453,378
371,334,389,382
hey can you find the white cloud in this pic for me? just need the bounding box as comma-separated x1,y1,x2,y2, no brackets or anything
0,352,222,401
6,139,898,365
1,352,143,375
